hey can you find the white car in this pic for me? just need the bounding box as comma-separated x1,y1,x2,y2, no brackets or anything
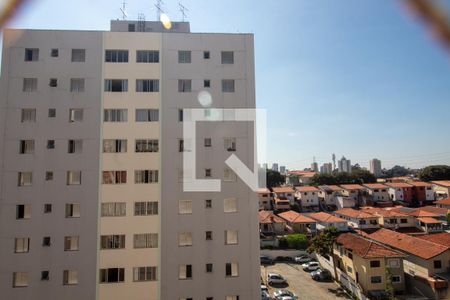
267,273,287,285
294,255,312,264
273,289,297,300
302,261,320,271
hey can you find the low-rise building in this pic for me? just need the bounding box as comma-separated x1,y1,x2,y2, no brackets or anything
334,233,405,298
385,182,414,204
308,212,349,232
273,197,291,211
257,188,272,210
368,229,450,300
436,197,450,210
318,185,342,206
416,217,444,234
409,181,435,204
335,195,357,210
277,210,316,234
334,208,379,230
432,181,450,200
339,184,366,206
363,183,390,203
272,186,295,205
259,211,286,235
361,207,415,229
295,186,319,210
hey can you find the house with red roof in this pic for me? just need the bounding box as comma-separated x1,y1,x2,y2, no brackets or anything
308,212,349,232
318,185,342,206
363,183,390,203
334,208,379,230
258,210,286,235
432,181,450,200
409,181,435,204
385,182,414,203
257,188,272,210
294,186,319,211
436,197,450,210
361,207,415,229
277,210,316,234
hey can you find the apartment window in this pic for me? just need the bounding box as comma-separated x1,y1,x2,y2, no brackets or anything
400,218,407,224
135,139,158,152
136,79,159,92
44,204,52,213
16,204,31,219
45,171,53,181
205,199,212,209
224,137,236,151
392,275,401,283
225,262,239,277
103,139,127,153
178,109,184,122
370,276,382,284
47,140,55,149
135,170,158,183
70,78,85,92
18,172,32,186
100,235,125,249
69,109,83,122
14,238,30,253
178,79,192,92
63,270,78,285
134,202,158,216
68,140,83,153
203,51,210,59
370,260,380,268
204,79,211,88
65,203,80,218
134,233,158,248
104,109,128,122
19,140,34,154
12,272,28,287
204,138,212,147
105,50,129,62
135,109,159,122
104,79,128,92
221,51,234,64
133,266,157,281
102,171,127,184
49,78,57,87
388,258,400,268
101,202,126,217
222,79,235,92
179,232,193,247
179,139,192,152
23,78,37,92
178,50,191,63
224,168,237,182
25,48,39,61
21,108,36,122
42,237,51,247
206,231,212,240
71,49,86,62
51,48,58,57
206,263,213,273
64,236,79,251
48,108,56,118
225,230,238,245
136,50,159,63
41,271,50,281
67,171,81,185
434,260,442,269
205,169,212,178
100,268,125,283
179,200,192,214
179,265,192,279
224,198,238,213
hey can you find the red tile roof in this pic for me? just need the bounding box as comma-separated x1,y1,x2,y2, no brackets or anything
308,212,347,223
295,186,319,192
418,206,450,216
361,207,408,218
259,211,286,224
432,180,450,188
335,208,378,219
385,182,413,189
257,188,271,194
417,217,441,224
368,228,449,260
436,197,450,206
417,233,450,247
340,184,365,190
272,186,295,193
278,210,316,224
337,233,404,258
363,183,388,190
408,181,433,187
319,185,342,192
274,198,290,203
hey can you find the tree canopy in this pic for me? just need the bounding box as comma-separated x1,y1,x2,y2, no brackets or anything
384,165,411,178
310,170,376,186
286,234,308,250
418,165,450,181
266,170,285,188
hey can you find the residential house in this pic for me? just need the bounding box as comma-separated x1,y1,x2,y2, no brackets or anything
416,217,444,234
334,208,379,230
273,197,290,211
390,206,444,234
409,181,435,204
272,186,295,205
362,183,390,204
278,210,316,234
368,229,450,300
339,184,366,206
436,197,450,210
361,207,415,229
334,233,405,298
318,185,342,206
385,182,414,204
295,186,319,211
335,195,357,210
257,188,272,210
419,206,450,221
432,181,450,200
308,212,349,232
259,211,286,235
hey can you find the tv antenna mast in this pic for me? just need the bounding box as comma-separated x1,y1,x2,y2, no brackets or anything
120,1,128,20
155,0,165,21
179,2,189,22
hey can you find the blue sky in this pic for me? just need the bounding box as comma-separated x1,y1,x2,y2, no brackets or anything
2,0,450,170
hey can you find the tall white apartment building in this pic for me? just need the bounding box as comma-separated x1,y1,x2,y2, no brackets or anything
369,158,382,177
0,20,260,300
338,156,352,173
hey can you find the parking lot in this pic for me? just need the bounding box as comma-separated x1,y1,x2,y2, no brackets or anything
261,263,351,300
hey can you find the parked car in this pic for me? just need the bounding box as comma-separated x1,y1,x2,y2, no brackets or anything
302,261,320,271
275,256,294,262
261,256,275,265
261,284,269,293
311,268,332,281
272,289,297,300
294,255,312,264
261,290,272,300
267,273,287,285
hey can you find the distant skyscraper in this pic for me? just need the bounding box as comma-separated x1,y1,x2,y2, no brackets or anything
338,156,352,173
272,163,279,172
370,158,382,177
279,165,286,174
332,153,336,171
320,163,333,174
311,162,319,172
262,163,268,170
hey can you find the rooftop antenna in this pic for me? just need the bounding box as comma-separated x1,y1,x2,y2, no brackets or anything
138,13,146,32
120,1,128,20
155,0,165,21
179,2,189,22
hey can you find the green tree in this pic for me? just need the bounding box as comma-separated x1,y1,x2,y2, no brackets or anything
385,165,410,178
286,234,308,250
310,174,337,186
350,169,377,184
385,267,397,300
266,170,285,188
419,165,450,181
335,172,353,184
307,227,339,280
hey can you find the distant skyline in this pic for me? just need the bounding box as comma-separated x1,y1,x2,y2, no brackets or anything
1,0,450,170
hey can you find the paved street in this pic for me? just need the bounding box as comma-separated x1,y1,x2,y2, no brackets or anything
261,263,351,300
